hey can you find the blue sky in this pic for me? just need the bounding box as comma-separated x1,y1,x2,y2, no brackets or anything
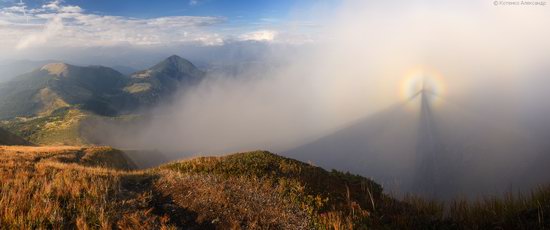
0,0,338,53
72,0,301,18
71,0,341,33
2,0,337,24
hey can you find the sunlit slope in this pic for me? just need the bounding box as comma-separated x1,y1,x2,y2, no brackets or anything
0,63,134,145
0,55,204,145
0,63,133,119
0,146,400,229
1,108,143,146
161,151,399,228
0,146,159,229
0,55,203,120
143,151,550,229
0,147,313,228
1,108,88,145
1,146,548,229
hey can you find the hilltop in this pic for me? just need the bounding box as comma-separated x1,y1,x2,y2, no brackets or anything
1,146,548,229
128,55,204,106
0,62,130,119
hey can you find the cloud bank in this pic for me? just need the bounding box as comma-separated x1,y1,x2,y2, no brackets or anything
92,0,550,153
85,0,550,199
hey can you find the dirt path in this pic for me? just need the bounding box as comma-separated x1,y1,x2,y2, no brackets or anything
118,173,215,229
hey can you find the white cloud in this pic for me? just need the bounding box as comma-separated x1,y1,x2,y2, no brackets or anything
42,0,61,11
0,0,320,57
59,5,82,13
0,0,227,50
16,16,63,50
238,30,277,42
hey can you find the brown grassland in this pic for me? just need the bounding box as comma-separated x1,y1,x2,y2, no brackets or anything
0,146,311,229
0,145,549,229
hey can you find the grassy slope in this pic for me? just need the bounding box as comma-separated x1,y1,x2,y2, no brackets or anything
0,146,213,229
1,108,87,145
0,56,205,146
0,107,146,146
162,151,392,228
0,147,310,229
0,147,548,229
0,63,136,120
0,146,151,229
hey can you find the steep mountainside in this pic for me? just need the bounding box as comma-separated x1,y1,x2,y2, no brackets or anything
0,55,204,120
0,55,204,145
0,63,133,119
0,127,32,146
127,55,205,105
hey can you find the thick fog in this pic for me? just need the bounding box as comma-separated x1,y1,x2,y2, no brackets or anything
81,1,550,199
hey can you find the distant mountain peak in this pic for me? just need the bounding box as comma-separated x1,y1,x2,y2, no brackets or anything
41,63,71,76
125,55,204,106
0,56,204,119
166,54,184,61
131,55,203,82
153,55,196,72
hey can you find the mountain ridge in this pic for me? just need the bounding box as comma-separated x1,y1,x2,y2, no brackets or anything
127,55,205,105
0,55,204,120
0,55,205,145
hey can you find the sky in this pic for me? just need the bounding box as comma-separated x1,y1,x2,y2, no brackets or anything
0,0,336,58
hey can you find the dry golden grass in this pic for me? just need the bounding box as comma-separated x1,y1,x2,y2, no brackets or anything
156,170,310,229
1,146,549,229
0,147,313,229
162,151,389,229
161,150,550,229
0,145,175,229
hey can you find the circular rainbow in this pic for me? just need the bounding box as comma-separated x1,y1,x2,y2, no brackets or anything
400,67,446,106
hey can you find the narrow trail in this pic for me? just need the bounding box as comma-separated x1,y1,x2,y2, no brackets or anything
118,174,215,230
